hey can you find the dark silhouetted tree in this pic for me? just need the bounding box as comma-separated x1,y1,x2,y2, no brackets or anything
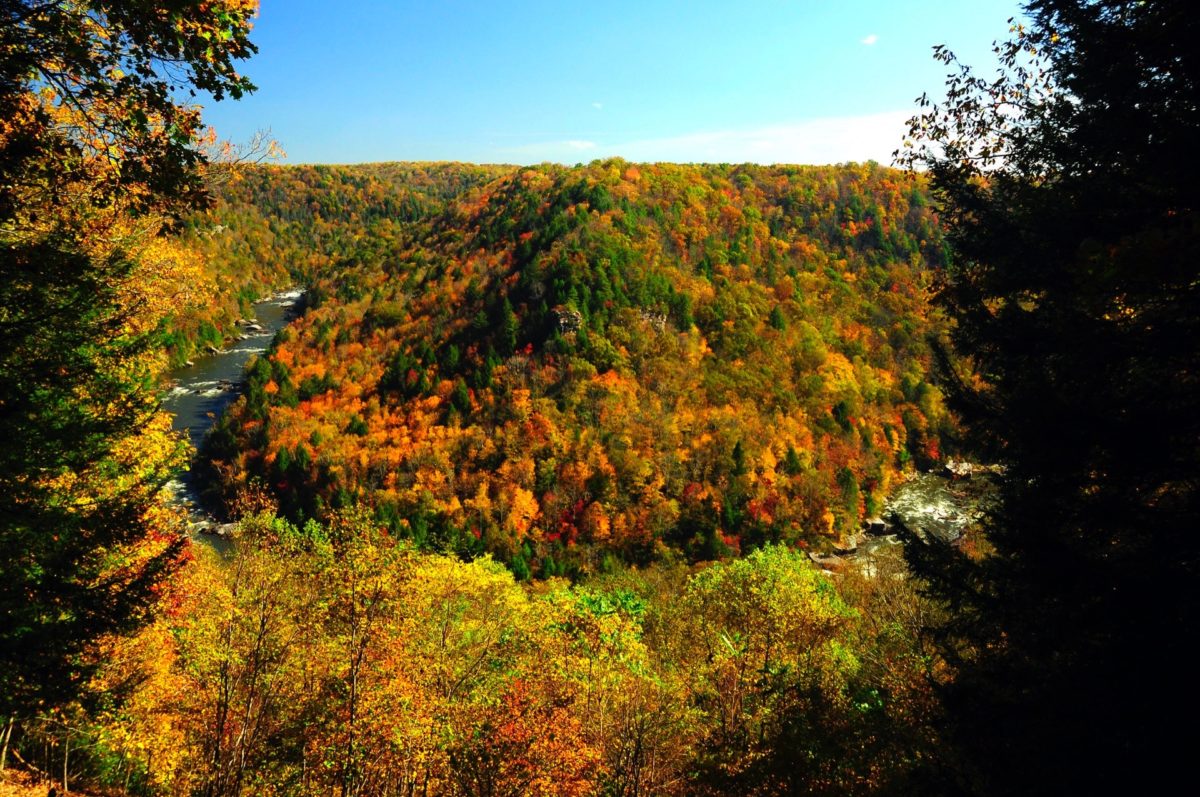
899,1,1200,794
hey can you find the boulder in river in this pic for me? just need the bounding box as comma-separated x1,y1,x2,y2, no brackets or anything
807,551,847,573
864,516,891,535
833,533,860,556
944,458,975,480
884,470,997,544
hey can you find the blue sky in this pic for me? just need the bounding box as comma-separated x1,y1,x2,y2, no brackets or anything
201,0,1026,166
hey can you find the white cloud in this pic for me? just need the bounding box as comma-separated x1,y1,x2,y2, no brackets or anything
495,111,912,165
861,33,879,45
592,101,603,110
604,111,910,165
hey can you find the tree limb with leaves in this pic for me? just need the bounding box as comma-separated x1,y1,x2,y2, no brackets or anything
0,0,259,725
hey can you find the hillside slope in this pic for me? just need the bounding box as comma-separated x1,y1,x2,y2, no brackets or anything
160,162,514,363
208,159,953,572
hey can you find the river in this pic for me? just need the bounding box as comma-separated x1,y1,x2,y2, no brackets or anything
161,288,303,532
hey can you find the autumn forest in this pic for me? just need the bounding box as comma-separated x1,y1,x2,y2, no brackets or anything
3,2,1198,796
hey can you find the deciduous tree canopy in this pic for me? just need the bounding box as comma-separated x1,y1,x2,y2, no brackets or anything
203,159,955,572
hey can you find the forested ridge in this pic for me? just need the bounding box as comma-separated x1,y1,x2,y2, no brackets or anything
204,159,954,574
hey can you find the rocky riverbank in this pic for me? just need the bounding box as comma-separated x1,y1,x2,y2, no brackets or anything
810,463,1001,573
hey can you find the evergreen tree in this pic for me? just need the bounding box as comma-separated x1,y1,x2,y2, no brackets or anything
899,1,1200,793
498,295,519,356
0,0,258,718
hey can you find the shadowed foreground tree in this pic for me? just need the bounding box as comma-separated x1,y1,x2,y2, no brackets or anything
899,1,1200,794
0,0,258,723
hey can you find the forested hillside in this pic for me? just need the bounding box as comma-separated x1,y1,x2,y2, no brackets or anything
160,162,514,364
2,136,958,792
206,159,954,571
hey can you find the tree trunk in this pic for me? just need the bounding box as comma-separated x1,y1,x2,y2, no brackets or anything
0,716,13,770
